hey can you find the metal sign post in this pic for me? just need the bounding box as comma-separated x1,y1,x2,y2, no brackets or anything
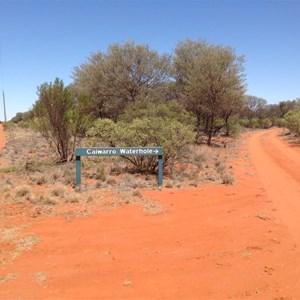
75,147,163,187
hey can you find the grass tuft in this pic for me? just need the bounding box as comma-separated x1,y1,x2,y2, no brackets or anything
15,185,31,197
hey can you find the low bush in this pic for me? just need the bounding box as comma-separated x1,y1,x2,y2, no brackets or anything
87,115,195,173
285,109,300,134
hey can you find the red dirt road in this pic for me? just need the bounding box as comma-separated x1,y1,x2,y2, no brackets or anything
1,127,300,299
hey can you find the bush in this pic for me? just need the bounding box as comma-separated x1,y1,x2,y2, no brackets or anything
225,116,242,137
274,118,287,128
15,185,31,197
249,118,260,129
30,78,92,162
285,109,300,134
239,118,250,128
87,116,195,173
260,118,272,129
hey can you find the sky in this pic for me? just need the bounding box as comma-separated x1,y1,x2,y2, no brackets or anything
0,0,299,121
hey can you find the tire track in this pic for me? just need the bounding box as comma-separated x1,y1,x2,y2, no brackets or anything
248,129,300,242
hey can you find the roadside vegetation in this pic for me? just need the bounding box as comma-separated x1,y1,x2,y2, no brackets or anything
1,38,299,209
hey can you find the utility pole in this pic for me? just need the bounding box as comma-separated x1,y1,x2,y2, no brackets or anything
3,90,7,122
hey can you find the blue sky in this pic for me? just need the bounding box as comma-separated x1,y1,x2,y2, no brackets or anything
0,0,299,121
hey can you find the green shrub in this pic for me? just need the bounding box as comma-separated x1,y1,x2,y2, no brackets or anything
225,116,242,137
260,118,272,129
285,109,300,134
239,118,250,128
30,79,92,162
120,98,195,127
274,118,287,128
250,118,260,128
88,117,195,172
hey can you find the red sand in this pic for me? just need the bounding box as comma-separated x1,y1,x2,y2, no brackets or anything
1,126,300,299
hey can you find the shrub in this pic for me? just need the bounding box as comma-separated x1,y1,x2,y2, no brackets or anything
221,173,235,185
249,118,260,129
194,152,208,169
50,186,65,198
225,116,242,137
87,116,195,173
260,118,272,129
30,78,92,162
15,185,31,197
274,118,287,128
285,109,300,134
239,118,250,128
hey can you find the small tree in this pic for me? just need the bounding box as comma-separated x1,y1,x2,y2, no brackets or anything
31,78,91,162
285,109,300,135
173,39,245,145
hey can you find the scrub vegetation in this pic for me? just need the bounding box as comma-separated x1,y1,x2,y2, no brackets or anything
2,38,299,193
25,39,248,167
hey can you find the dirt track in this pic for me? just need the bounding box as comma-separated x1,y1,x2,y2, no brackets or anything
0,126,300,299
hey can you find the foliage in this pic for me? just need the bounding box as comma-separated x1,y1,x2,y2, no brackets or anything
260,118,272,129
173,39,246,144
242,95,267,119
225,116,242,137
284,109,300,134
119,97,195,126
248,118,260,129
87,116,195,172
273,118,287,128
72,40,171,120
239,118,250,128
31,78,92,162
279,99,300,118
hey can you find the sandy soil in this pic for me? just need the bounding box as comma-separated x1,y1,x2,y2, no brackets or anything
0,125,300,299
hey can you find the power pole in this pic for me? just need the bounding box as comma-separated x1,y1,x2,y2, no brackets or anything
3,90,7,122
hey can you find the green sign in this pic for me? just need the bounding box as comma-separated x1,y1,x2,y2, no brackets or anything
75,147,163,187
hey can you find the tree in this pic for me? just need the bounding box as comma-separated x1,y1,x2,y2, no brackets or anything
173,39,246,145
31,78,91,162
264,104,281,124
279,98,300,118
72,40,171,120
242,95,267,120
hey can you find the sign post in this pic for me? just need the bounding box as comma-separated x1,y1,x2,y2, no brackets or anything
75,147,163,188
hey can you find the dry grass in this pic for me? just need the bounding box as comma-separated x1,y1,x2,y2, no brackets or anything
34,272,48,284
0,273,17,284
16,234,40,252
1,227,20,243
0,227,40,263
15,185,31,197
0,125,239,221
